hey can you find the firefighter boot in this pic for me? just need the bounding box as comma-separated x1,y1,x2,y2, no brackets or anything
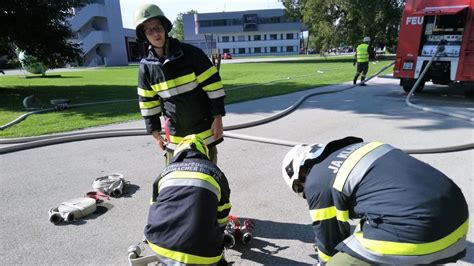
360,77,367,86
353,77,357,85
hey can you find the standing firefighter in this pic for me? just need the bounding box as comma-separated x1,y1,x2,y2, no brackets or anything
282,136,469,265
145,135,231,265
353,37,370,86
135,4,225,165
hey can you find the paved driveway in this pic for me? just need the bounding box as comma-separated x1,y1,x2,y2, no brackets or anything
1,77,472,265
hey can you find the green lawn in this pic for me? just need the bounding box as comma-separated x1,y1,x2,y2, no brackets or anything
0,58,393,138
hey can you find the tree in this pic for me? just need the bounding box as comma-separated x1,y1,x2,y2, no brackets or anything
0,0,83,68
170,10,198,41
283,0,403,53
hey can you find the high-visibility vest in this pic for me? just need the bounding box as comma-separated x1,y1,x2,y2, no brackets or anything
356,43,369,63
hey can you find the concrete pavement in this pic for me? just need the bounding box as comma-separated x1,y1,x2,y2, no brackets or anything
0,76,473,265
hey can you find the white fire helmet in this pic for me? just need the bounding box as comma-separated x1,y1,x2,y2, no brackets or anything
282,143,325,197
363,36,371,43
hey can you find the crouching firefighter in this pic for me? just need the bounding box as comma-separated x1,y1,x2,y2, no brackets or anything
145,134,232,265
282,136,469,265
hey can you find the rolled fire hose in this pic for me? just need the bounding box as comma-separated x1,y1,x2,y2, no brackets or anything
92,173,126,197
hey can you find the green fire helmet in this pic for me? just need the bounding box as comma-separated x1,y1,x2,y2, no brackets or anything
134,4,172,41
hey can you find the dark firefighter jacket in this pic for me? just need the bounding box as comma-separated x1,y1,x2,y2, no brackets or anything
138,37,226,150
144,149,231,265
303,137,468,265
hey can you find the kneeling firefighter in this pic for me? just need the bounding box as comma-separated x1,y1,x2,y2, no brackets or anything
282,136,469,265
144,135,231,265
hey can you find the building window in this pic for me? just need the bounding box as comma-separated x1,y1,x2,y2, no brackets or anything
270,34,277,40
243,14,258,31
223,48,230,53
254,35,261,41
259,16,282,24
270,47,277,53
286,33,294,39
286,46,294,52
237,35,245,42
225,18,242,26
222,36,229,42
238,48,245,54
255,47,261,53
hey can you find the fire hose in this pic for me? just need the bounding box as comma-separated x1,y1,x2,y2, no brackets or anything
0,61,473,155
405,40,474,122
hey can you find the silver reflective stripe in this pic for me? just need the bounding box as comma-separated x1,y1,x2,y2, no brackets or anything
342,234,467,264
166,143,177,150
159,178,219,198
157,81,198,98
206,89,225,99
141,106,161,116
342,144,394,196
155,254,184,266
204,134,217,145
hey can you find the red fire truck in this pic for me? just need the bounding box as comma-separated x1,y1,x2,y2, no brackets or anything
394,0,474,92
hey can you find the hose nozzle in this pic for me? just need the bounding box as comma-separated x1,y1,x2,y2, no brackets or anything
223,230,235,248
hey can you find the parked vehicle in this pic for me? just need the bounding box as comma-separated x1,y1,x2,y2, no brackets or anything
221,53,232,59
393,0,474,92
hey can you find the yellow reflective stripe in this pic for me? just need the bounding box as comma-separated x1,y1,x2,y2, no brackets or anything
218,202,232,212
139,101,160,109
158,171,221,201
333,142,384,192
310,206,349,222
337,209,349,222
355,219,469,255
218,216,229,225
318,249,332,262
148,241,222,264
151,73,196,92
137,87,157,97
169,129,213,145
197,66,217,83
202,81,223,92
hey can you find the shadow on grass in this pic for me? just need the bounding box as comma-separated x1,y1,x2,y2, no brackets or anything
250,57,355,65
21,75,83,79
0,85,137,111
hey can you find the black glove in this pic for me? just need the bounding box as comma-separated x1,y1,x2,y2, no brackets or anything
353,62,356,67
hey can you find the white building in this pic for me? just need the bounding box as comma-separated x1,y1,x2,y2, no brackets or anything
68,0,142,66
183,9,307,57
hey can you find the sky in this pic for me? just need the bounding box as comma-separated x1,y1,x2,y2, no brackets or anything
119,0,284,29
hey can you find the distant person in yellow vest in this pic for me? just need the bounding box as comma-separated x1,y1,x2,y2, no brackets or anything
353,37,370,86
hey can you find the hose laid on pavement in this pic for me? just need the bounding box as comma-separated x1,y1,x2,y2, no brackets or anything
405,42,474,123
1,128,472,155
1,61,472,155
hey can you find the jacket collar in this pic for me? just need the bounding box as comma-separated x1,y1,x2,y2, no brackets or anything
171,149,209,164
